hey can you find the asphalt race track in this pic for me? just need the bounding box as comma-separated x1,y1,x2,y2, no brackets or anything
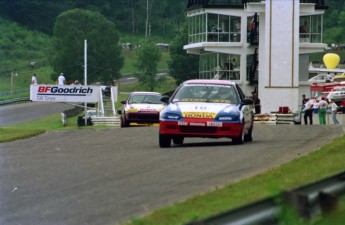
0,102,75,126
1,122,344,225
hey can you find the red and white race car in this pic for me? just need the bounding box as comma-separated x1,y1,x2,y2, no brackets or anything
159,79,254,147
119,92,165,127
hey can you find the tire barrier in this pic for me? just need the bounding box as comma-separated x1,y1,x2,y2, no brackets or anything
61,106,84,126
254,113,295,125
0,97,29,105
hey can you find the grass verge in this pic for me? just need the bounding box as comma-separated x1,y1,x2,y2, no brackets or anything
0,113,93,143
0,127,45,143
122,134,345,225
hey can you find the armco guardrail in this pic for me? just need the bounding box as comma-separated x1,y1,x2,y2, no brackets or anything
0,89,29,96
187,171,345,225
0,97,30,105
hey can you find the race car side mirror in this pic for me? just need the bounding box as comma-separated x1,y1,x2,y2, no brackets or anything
242,98,254,105
161,95,170,103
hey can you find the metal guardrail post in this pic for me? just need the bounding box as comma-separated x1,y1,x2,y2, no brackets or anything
186,198,280,225
283,171,345,219
186,171,345,225
0,97,30,105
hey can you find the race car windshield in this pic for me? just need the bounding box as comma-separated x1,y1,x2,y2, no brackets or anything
172,84,239,104
129,94,163,104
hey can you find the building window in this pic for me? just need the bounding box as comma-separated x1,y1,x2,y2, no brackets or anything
187,13,241,44
300,15,322,43
199,53,240,80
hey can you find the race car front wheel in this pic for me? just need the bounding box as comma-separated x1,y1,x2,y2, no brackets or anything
121,116,130,127
159,134,171,148
244,123,253,142
172,137,184,145
232,123,244,145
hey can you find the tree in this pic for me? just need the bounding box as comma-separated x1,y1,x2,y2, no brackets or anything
50,9,124,84
136,41,162,91
168,23,199,85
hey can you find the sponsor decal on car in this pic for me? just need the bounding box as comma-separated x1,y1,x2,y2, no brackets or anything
127,105,163,113
182,112,216,118
178,121,223,127
139,108,158,112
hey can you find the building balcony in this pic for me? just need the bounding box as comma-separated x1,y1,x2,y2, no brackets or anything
187,0,327,10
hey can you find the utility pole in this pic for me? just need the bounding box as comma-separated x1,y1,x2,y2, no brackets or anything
10,72,18,95
84,40,88,126
145,0,148,39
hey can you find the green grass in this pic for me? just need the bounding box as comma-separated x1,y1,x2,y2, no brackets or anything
121,49,170,74
122,135,345,225
0,113,79,143
0,65,54,93
118,76,176,93
0,127,46,143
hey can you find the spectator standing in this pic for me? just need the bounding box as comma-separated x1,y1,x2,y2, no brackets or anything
301,94,309,111
252,92,261,114
326,72,332,83
329,99,339,124
58,73,66,85
299,21,308,34
303,99,313,125
313,99,319,114
318,96,328,125
31,73,38,85
30,61,36,69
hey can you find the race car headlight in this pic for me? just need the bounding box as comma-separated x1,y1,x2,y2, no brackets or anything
160,113,181,120
218,116,233,121
216,112,240,122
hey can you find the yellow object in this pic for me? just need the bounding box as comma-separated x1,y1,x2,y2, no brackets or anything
333,72,345,81
323,53,340,69
182,112,217,118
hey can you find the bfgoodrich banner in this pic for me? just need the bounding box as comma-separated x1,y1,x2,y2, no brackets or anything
30,85,100,103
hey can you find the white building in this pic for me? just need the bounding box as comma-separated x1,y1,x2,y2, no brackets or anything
184,0,327,113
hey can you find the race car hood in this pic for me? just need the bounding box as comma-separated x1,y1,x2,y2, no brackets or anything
163,102,240,120
126,103,164,113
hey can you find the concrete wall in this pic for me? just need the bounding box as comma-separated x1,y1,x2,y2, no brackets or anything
258,0,300,113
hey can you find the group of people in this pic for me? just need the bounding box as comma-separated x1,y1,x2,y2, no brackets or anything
302,94,339,125
31,73,79,86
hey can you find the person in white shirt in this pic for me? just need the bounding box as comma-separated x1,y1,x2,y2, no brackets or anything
58,73,65,85
318,96,328,125
329,99,339,124
303,99,313,125
31,74,38,85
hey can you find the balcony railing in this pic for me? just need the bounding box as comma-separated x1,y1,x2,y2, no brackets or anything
187,0,327,9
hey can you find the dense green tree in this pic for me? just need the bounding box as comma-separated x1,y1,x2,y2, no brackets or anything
323,0,345,44
50,9,124,84
0,0,187,38
136,41,162,91
168,23,199,85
